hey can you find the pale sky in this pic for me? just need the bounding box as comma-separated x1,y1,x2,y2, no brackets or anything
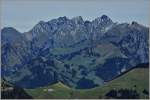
1,0,150,32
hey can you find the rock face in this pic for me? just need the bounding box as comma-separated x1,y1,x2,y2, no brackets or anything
1,15,149,89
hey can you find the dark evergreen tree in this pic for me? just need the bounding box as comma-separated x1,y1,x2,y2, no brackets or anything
105,88,140,99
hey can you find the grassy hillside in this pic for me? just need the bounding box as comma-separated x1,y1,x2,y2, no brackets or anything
25,67,149,99
25,82,72,99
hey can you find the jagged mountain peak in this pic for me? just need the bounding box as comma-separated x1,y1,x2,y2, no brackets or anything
38,20,46,25
129,21,148,31
2,27,20,34
29,20,50,35
131,21,138,25
101,14,111,21
92,15,113,28
130,21,147,28
94,15,112,23
33,20,47,28
1,27,23,43
58,16,68,21
72,16,84,24
30,15,113,35
72,16,83,21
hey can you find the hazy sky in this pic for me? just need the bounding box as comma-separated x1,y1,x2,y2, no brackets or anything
1,0,150,32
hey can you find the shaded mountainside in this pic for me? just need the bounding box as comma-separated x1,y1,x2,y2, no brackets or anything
1,15,149,89
1,79,32,99
25,65,149,99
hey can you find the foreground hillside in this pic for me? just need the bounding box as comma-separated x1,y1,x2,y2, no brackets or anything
25,67,149,99
1,79,32,99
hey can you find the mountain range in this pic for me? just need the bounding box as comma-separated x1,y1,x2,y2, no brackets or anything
1,15,149,89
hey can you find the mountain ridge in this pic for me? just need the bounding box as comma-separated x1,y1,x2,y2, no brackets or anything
1,15,149,89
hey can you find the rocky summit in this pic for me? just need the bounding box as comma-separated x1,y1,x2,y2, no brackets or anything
1,15,149,89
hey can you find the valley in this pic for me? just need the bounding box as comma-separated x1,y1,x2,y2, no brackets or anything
24,66,149,99
2,64,148,99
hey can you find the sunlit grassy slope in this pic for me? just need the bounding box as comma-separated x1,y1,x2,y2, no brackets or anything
25,67,149,99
